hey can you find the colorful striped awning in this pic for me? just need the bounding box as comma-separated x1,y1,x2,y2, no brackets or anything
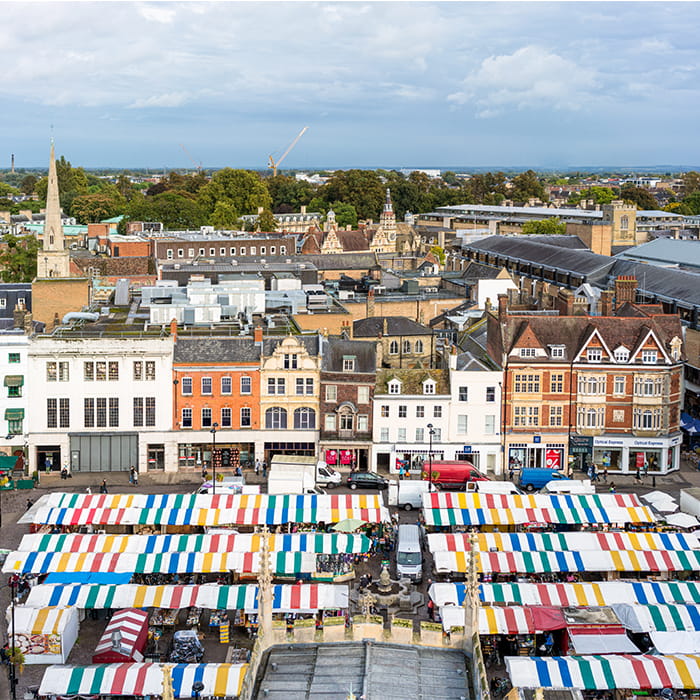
429,581,700,608
24,493,389,526
38,663,248,697
18,532,369,555
506,654,700,690
24,583,349,613
2,550,315,576
93,609,148,662
612,603,700,633
12,606,76,635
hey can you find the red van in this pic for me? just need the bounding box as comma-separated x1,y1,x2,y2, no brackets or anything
421,460,489,489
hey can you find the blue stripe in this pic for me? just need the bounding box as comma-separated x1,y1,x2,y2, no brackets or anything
686,605,700,630
68,586,81,606
650,580,666,603
631,581,649,604
49,587,63,606
533,657,552,687
478,584,485,603
555,656,573,687
145,536,156,554
573,551,585,571
273,585,282,608
456,584,467,605
191,663,207,691
170,664,186,694
25,551,39,573
554,551,568,572
659,532,673,550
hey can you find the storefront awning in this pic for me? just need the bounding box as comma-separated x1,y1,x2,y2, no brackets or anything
568,625,639,654
39,662,248,698
3,375,24,387
506,654,700,690
612,603,700,633
4,408,24,420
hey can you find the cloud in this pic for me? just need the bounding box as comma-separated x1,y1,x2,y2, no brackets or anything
128,92,191,109
138,3,176,24
448,45,598,116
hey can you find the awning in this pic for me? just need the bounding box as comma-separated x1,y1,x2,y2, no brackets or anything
4,408,24,420
506,654,700,690
3,375,24,387
649,631,700,654
25,583,349,613
92,608,149,663
39,662,248,697
44,572,133,585
613,603,700,633
12,606,75,636
568,625,639,654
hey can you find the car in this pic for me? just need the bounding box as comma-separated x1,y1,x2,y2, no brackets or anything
347,472,389,490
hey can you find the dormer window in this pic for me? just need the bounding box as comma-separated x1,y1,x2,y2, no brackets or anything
642,349,658,364
587,348,602,363
519,348,536,358
549,345,565,359
671,337,682,361
423,379,436,395
388,379,401,395
614,346,629,363
343,356,356,372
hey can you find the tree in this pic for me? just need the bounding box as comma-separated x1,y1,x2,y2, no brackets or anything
620,185,658,210
429,245,446,265
568,186,618,206
255,208,277,232
680,192,700,216
19,175,37,195
125,191,208,229
521,218,567,236
267,174,315,212
328,201,358,229
210,201,240,229
70,192,126,224
198,168,271,220
0,182,19,198
0,233,40,282
510,169,545,202
322,170,385,220
35,155,90,211
442,171,459,186
682,171,700,196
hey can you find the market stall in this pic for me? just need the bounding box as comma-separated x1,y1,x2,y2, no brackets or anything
612,602,700,633
9,605,78,664
38,662,248,698
92,608,149,663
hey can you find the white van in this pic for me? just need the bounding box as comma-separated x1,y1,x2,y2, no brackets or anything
388,480,437,511
396,523,423,583
467,481,523,495
542,479,595,495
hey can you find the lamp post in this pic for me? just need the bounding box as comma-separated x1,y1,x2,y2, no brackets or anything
192,681,204,700
427,422,435,490
2,579,18,700
210,422,219,495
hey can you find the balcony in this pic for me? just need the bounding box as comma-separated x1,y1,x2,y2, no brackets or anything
320,430,372,442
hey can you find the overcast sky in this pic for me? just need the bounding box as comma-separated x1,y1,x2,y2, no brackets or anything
3,2,700,170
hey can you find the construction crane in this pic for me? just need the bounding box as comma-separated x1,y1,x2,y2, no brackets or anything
268,126,308,177
179,143,202,173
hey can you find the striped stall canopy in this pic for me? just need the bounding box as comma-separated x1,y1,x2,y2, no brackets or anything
25,583,349,613
13,606,74,635
427,531,699,554
25,493,389,526
424,492,647,510
18,532,369,555
612,603,700,633
438,605,533,634
429,581,700,608
93,609,148,663
38,663,248,698
2,550,316,576
506,654,700,690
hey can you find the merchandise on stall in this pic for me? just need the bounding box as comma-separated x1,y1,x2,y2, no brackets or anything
9,605,79,665
169,629,204,663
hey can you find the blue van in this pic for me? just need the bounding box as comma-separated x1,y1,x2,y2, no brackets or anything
518,468,570,492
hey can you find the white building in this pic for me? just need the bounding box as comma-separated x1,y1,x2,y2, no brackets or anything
0,330,30,463
27,336,174,473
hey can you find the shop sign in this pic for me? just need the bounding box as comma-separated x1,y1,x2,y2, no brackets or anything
671,434,683,447
340,450,353,465
325,449,338,465
533,436,541,443
593,437,626,448
632,439,667,448
462,446,472,454
569,435,594,453
545,449,562,470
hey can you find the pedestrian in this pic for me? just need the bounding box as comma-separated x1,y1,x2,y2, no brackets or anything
255,459,261,476
99,479,108,494
602,467,608,483
129,466,136,485
427,598,434,621
609,482,616,494
25,498,33,511
86,486,92,494
635,468,642,485
262,462,267,478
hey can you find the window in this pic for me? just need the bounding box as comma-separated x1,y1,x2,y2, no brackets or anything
398,427,407,441
388,380,401,395
280,246,286,255
485,415,496,435
549,405,563,427
166,249,173,259
201,407,212,428
221,377,232,395
457,415,468,434
294,407,316,429
58,362,69,381
133,398,144,427
240,247,246,255
614,347,630,362
260,247,266,255
486,386,496,402
109,398,119,427
58,398,69,428
514,406,539,427
108,361,119,381
220,247,226,256
423,380,435,395
587,348,602,363
84,398,95,428
432,427,442,441
145,397,155,427
296,378,313,395
96,397,107,427
83,362,94,380
403,340,411,354
240,407,251,428
178,249,184,258
380,427,389,442
416,406,425,418
221,407,232,428
283,354,298,369
189,248,195,257
325,385,337,402
613,376,626,395
7,416,22,435
7,384,21,398
343,357,356,372
642,350,658,364
266,407,287,429
47,398,57,428
415,427,424,442
398,405,407,418
613,409,625,423
415,340,424,354
381,405,389,418
250,246,256,256
514,374,540,393
238,376,252,396
270,246,276,255
201,377,212,395
199,248,205,256
133,361,143,381
340,412,353,430
145,362,155,380
268,378,285,395
181,408,192,428
357,414,368,431
621,215,629,230
8,353,19,364
458,387,468,402
358,386,370,404
389,341,399,355
209,247,215,256
577,406,605,428
550,374,564,393
433,406,442,418
578,375,606,395
519,347,536,358
47,362,57,381
634,375,663,397
182,377,193,395
96,362,107,381
325,414,336,431
550,345,565,358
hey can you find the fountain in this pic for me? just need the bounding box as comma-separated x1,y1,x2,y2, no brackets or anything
350,564,423,615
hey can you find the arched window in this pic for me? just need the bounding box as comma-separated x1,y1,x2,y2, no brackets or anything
265,407,287,429
389,340,399,355
415,340,424,353
294,407,315,430
403,340,411,354
620,215,629,230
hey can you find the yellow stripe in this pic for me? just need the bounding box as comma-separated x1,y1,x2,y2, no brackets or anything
58,552,72,573
609,551,624,572
573,584,589,606
133,586,148,608
454,551,469,573
484,607,498,634
592,584,606,607
629,551,641,571
214,664,230,696
671,657,694,689
236,664,249,695
152,586,165,609
202,552,214,573
251,534,261,552
32,608,51,635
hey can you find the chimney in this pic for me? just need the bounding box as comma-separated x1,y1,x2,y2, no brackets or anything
614,276,637,308
300,205,307,215
484,297,492,312
600,290,614,317
23,312,33,335
13,303,26,330
367,288,375,318
497,294,508,323
257,206,264,215
383,318,388,337
254,325,264,347
558,289,574,316
169,318,178,342
375,340,383,369
347,320,354,340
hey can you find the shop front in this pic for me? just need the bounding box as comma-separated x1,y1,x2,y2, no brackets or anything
178,441,255,471
322,445,370,472
507,439,566,473
592,434,682,474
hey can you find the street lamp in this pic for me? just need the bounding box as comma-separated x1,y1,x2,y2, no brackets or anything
2,579,18,700
210,422,219,495
192,681,205,699
427,423,436,490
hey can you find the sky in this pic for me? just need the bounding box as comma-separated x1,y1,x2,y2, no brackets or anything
2,1,700,170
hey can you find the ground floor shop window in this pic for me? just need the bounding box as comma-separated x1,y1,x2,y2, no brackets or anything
147,444,165,471
629,449,662,472
593,448,622,471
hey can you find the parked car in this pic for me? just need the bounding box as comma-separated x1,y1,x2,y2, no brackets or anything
518,468,570,492
347,472,389,490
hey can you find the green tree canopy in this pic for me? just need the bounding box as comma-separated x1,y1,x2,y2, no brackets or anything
620,185,658,210
267,175,315,212
198,169,271,221
20,175,37,195
70,192,126,224
682,171,700,196
0,233,40,282
568,186,618,206
509,169,546,202
521,217,567,235
322,170,385,221
125,191,208,229
35,155,90,212
255,208,278,232
210,201,240,230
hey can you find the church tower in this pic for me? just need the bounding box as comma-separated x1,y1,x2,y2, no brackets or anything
379,188,396,242
36,141,71,278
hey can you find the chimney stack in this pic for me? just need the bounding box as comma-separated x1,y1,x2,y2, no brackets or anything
600,290,614,317
367,288,375,318
614,276,638,309
383,318,388,337
13,303,26,330
558,289,575,316
169,318,178,342
254,325,264,347
497,294,508,323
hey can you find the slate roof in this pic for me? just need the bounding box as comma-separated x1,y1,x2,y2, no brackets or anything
263,334,320,357
460,261,502,281
609,259,700,307
520,234,588,249
173,337,260,363
376,368,449,394
321,336,377,373
353,316,433,337
336,230,371,252
616,238,700,270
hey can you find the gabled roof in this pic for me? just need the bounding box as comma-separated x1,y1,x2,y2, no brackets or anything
353,316,433,337
376,368,449,394
321,336,377,373
263,334,320,357
174,337,260,363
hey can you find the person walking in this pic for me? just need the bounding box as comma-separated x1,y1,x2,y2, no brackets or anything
99,479,108,494
602,467,608,483
255,459,261,476
609,482,616,494
262,462,267,478
129,466,136,485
